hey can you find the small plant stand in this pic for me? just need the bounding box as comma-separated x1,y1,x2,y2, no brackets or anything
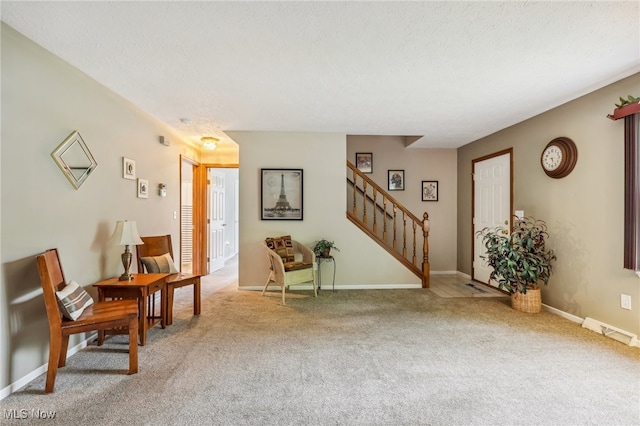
316,255,336,292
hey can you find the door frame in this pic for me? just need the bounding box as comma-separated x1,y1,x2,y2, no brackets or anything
471,148,514,283
193,162,239,276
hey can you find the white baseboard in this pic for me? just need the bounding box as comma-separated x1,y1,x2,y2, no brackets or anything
541,303,584,324
0,333,95,400
542,304,639,348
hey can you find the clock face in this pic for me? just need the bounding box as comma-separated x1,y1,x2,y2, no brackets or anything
540,137,578,179
542,145,563,171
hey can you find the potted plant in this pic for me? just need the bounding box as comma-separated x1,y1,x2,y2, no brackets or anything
476,216,557,313
312,239,340,257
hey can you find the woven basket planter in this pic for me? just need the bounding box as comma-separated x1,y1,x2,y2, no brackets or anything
511,287,541,313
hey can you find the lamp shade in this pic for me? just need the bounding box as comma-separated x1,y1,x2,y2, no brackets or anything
110,220,143,246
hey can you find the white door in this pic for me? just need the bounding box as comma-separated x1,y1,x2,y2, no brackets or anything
208,169,226,273
473,151,512,286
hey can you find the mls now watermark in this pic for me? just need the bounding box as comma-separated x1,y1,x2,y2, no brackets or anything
4,409,57,420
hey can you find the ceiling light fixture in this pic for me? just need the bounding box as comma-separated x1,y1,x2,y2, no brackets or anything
201,136,218,150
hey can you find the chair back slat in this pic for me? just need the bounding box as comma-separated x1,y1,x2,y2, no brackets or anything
36,249,66,326
136,235,174,273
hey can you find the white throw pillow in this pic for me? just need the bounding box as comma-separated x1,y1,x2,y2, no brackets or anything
55,280,94,320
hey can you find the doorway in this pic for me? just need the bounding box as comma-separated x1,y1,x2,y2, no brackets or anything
472,149,513,286
187,161,238,280
207,167,239,273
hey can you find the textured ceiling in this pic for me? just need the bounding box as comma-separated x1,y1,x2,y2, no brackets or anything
2,1,639,148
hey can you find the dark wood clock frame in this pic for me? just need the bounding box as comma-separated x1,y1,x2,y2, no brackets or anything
541,137,578,179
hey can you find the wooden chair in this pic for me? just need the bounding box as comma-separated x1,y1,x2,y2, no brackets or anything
262,236,317,305
136,235,201,325
36,249,138,393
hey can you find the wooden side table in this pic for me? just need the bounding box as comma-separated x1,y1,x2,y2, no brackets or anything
93,273,168,346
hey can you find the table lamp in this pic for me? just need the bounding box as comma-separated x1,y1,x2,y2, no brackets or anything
110,220,143,280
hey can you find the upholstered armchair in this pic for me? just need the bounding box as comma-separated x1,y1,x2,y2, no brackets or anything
262,235,317,304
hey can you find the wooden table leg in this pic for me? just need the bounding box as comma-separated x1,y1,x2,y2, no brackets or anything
194,278,201,316
138,289,147,346
97,288,105,346
160,284,167,328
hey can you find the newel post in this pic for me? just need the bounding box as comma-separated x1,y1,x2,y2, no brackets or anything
422,212,430,288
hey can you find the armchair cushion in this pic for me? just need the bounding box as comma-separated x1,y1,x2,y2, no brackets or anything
55,280,94,320
265,235,295,262
284,261,314,272
140,253,179,274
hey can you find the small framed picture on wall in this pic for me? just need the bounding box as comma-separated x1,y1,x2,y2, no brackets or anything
123,157,136,180
422,180,438,201
388,170,405,191
137,178,149,199
355,152,373,174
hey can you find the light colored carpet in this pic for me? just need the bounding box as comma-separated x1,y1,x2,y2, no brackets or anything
1,265,639,425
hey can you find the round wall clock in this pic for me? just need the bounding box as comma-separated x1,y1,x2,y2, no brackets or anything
540,137,578,179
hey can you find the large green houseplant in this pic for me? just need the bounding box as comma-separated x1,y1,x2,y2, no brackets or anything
477,216,557,312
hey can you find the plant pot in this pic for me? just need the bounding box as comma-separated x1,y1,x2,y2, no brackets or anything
511,287,541,313
322,248,331,257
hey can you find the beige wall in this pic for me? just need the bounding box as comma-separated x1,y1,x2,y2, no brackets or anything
347,136,458,272
1,24,198,393
457,73,640,335
230,131,421,289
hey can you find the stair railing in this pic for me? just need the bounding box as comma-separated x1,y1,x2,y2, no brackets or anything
346,161,430,288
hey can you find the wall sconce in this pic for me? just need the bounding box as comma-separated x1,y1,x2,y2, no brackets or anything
201,136,218,150
159,183,167,197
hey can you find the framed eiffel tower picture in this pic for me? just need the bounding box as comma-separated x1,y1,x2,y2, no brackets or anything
261,168,303,220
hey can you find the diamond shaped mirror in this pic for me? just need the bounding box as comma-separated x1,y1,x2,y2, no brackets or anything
51,130,98,189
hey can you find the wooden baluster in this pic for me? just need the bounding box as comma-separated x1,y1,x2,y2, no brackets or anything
362,180,368,226
392,204,397,250
412,220,417,266
402,212,407,258
352,168,357,216
422,212,430,288
383,197,388,242
372,188,378,234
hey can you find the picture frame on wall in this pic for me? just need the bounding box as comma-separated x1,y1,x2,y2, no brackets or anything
388,170,405,191
137,178,149,199
422,180,438,201
123,157,136,180
261,168,303,220
355,152,373,174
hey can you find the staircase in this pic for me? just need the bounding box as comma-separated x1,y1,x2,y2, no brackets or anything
346,161,430,288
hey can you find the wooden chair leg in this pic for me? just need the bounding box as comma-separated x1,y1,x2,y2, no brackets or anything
166,285,175,326
193,279,201,315
97,330,105,346
45,334,61,393
128,316,138,375
58,335,70,367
